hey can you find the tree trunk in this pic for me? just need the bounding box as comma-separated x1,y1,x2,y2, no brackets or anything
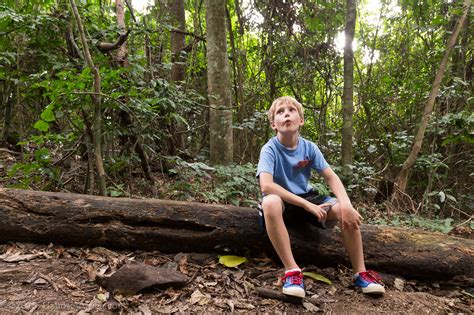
205,0,233,165
115,0,154,183
233,0,251,163
70,0,107,196
1,81,13,148
341,0,356,173
0,188,472,284
393,0,472,194
170,0,186,82
169,0,186,152
115,0,129,67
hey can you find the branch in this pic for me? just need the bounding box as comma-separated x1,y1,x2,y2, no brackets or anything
96,30,131,53
171,28,206,41
123,0,137,23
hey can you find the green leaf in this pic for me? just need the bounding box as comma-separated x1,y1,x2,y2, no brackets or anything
109,190,123,197
40,105,55,122
303,272,332,285
34,148,51,163
34,120,49,132
218,255,248,268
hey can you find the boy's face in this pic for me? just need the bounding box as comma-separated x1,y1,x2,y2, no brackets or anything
271,102,304,134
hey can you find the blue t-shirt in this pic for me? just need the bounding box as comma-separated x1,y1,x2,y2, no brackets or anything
256,136,330,195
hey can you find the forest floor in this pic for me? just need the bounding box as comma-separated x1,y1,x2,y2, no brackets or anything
0,242,472,314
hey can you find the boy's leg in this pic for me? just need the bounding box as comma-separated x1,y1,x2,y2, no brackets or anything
261,194,305,298
326,202,385,294
326,202,365,273
261,194,299,270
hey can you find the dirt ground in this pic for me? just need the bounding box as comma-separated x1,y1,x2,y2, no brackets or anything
0,243,472,314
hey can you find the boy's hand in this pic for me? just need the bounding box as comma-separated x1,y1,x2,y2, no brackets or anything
305,202,331,222
340,203,362,230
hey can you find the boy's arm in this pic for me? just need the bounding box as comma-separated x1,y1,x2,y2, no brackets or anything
259,172,328,222
321,167,362,230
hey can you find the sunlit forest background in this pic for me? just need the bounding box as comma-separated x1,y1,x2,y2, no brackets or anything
0,0,472,232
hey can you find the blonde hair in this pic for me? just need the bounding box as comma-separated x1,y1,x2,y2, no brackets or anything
267,96,304,125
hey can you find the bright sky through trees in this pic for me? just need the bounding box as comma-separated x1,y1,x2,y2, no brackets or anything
133,0,150,13
133,0,401,64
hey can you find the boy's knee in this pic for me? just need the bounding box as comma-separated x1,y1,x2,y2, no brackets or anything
261,194,284,217
327,200,342,221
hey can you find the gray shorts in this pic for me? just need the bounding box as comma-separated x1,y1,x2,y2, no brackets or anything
257,191,338,231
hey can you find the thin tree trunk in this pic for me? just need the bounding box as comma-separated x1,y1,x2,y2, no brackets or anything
114,0,154,183
1,82,12,148
393,0,472,194
170,0,186,82
232,0,250,162
341,0,356,173
84,127,95,195
206,0,233,165
169,0,186,152
70,0,107,196
225,3,245,161
225,4,239,113
115,0,129,67
143,17,154,82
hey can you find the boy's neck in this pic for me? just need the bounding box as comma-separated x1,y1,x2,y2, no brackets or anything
277,132,299,149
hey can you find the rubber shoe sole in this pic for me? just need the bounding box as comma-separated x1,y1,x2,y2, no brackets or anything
360,283,385,295
282,286,305,298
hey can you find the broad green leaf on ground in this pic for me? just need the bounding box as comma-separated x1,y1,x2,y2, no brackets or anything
303,272,332,285
218,255,248,268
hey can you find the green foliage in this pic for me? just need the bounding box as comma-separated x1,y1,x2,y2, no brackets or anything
372,214,455,234
7,147,59,189
330,162,378,198
414,152,448,172
169,159,258,207
107,184,127,197
434,111,474,146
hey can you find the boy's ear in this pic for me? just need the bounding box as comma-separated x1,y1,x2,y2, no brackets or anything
299,117,304,127
271,121,278,131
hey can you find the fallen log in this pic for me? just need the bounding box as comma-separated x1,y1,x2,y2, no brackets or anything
0,188,472,283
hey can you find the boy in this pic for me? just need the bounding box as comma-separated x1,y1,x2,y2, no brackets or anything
256,96,385,298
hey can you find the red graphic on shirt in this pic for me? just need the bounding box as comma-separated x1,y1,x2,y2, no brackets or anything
295,160,311,168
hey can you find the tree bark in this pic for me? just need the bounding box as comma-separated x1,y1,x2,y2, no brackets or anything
393,0,472,194
0,188,472,284
341,0,356,172
205,0,233,165
115,0,129,67
170,0,186,82
169,0,186,152
1,81,13,148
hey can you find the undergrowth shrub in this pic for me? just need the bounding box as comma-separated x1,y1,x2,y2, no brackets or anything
168,158,259,207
